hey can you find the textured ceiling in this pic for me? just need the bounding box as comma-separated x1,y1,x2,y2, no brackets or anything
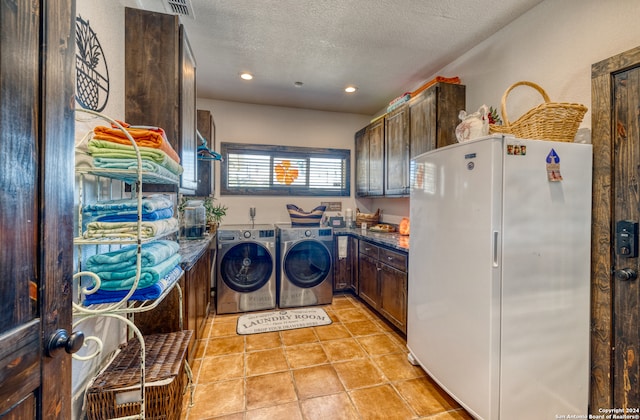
138,0,544,115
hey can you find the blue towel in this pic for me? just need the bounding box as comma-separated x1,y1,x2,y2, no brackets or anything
93,207,174,222
83,194,173,217
85,240,179,273
83,265,183,305
92,157,179,183
91,252,182,291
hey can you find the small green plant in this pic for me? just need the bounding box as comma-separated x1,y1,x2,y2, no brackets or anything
203,196,227,225
177,196,227,225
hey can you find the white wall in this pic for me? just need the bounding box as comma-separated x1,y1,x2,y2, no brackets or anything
196,98,371,225
432,0,640,133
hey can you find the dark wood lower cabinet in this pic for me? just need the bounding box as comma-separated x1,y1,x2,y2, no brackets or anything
358,253,379,308
334,236,358,292
357,240,408,333
190,253,211,340
134,250,210,362
378,263,407,331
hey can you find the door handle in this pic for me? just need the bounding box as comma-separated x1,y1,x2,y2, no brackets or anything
614,268,638,281
45,329,85,357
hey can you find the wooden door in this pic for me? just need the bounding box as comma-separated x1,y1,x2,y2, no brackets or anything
0,1,75,418
591,45,640,413
384,104,410,196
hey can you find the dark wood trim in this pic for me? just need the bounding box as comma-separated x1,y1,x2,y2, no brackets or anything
590,44,640,412
39,0,75,417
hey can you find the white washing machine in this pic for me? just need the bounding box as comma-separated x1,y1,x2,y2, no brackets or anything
277,224,333,308
216,224,276,314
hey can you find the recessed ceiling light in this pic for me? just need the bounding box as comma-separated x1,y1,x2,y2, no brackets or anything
240,72,254,80
345,86,357,93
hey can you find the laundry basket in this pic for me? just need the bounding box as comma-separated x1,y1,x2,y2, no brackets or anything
488,81,587,142
85,330,192,420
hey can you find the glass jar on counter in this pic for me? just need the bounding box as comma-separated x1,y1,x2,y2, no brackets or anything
183,200,206,239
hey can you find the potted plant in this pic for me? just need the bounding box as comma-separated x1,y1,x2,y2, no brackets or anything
203,196,227,233
178,196,227,235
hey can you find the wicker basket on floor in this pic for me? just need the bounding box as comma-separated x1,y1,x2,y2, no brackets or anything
85,330,193,420
488,81,587,142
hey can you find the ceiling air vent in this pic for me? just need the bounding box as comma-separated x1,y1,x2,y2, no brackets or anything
164,0,195,18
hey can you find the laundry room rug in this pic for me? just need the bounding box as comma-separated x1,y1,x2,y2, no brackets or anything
237,308,332,335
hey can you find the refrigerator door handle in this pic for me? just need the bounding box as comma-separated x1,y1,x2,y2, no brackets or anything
493,231,499,267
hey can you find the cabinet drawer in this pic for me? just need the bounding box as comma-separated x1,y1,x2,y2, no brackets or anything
359,241,380,259
379,248,407,272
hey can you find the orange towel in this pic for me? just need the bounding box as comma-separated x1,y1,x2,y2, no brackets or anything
411,76,461,98
93,123,181,164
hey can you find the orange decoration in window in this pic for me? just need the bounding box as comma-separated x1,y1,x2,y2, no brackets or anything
275,160,299,185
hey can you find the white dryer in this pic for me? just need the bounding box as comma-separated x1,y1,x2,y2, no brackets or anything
216,224,276,314
277,224,333,308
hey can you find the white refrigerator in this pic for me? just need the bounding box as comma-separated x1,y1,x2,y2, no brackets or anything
407,135,592,420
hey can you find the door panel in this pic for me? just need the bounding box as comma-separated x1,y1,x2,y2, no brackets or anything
368,119,385,196
385,105,410,196
0,0,75,417
591,45,640,412
612,67,640,410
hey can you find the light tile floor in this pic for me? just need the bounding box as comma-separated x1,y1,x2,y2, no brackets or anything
181,294,473,420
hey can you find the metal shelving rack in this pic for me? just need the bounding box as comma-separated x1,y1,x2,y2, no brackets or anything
72,109,191,419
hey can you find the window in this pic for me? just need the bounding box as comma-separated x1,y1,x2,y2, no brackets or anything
220,142,350,196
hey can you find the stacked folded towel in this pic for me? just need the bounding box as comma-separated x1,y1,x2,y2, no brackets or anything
93,123,181,164
83,265,183,305
82,194,178,239
83,240,182,294
82,122,183,183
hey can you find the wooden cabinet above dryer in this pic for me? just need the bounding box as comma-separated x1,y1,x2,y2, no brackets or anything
124,7,198,194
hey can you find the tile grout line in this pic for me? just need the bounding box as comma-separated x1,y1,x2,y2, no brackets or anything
185,296,461,420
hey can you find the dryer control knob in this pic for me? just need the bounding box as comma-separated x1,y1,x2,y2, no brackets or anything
305,230,312,237
243,231,252,238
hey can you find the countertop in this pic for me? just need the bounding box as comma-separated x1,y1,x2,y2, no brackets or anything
190,228,409,265
334,227,410,253
178,235,214,270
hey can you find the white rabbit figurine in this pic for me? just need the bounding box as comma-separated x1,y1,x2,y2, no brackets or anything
455,104,489,142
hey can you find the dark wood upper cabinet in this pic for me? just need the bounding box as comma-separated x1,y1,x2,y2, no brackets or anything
384,104,410,196
355,127,368,196
124,7,198,194
355,83,464,198
368,118,385,196
409,82,465,159
180,27,198,192
355,118,384,197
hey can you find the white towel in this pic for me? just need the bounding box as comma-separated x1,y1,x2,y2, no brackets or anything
338,236,348,259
